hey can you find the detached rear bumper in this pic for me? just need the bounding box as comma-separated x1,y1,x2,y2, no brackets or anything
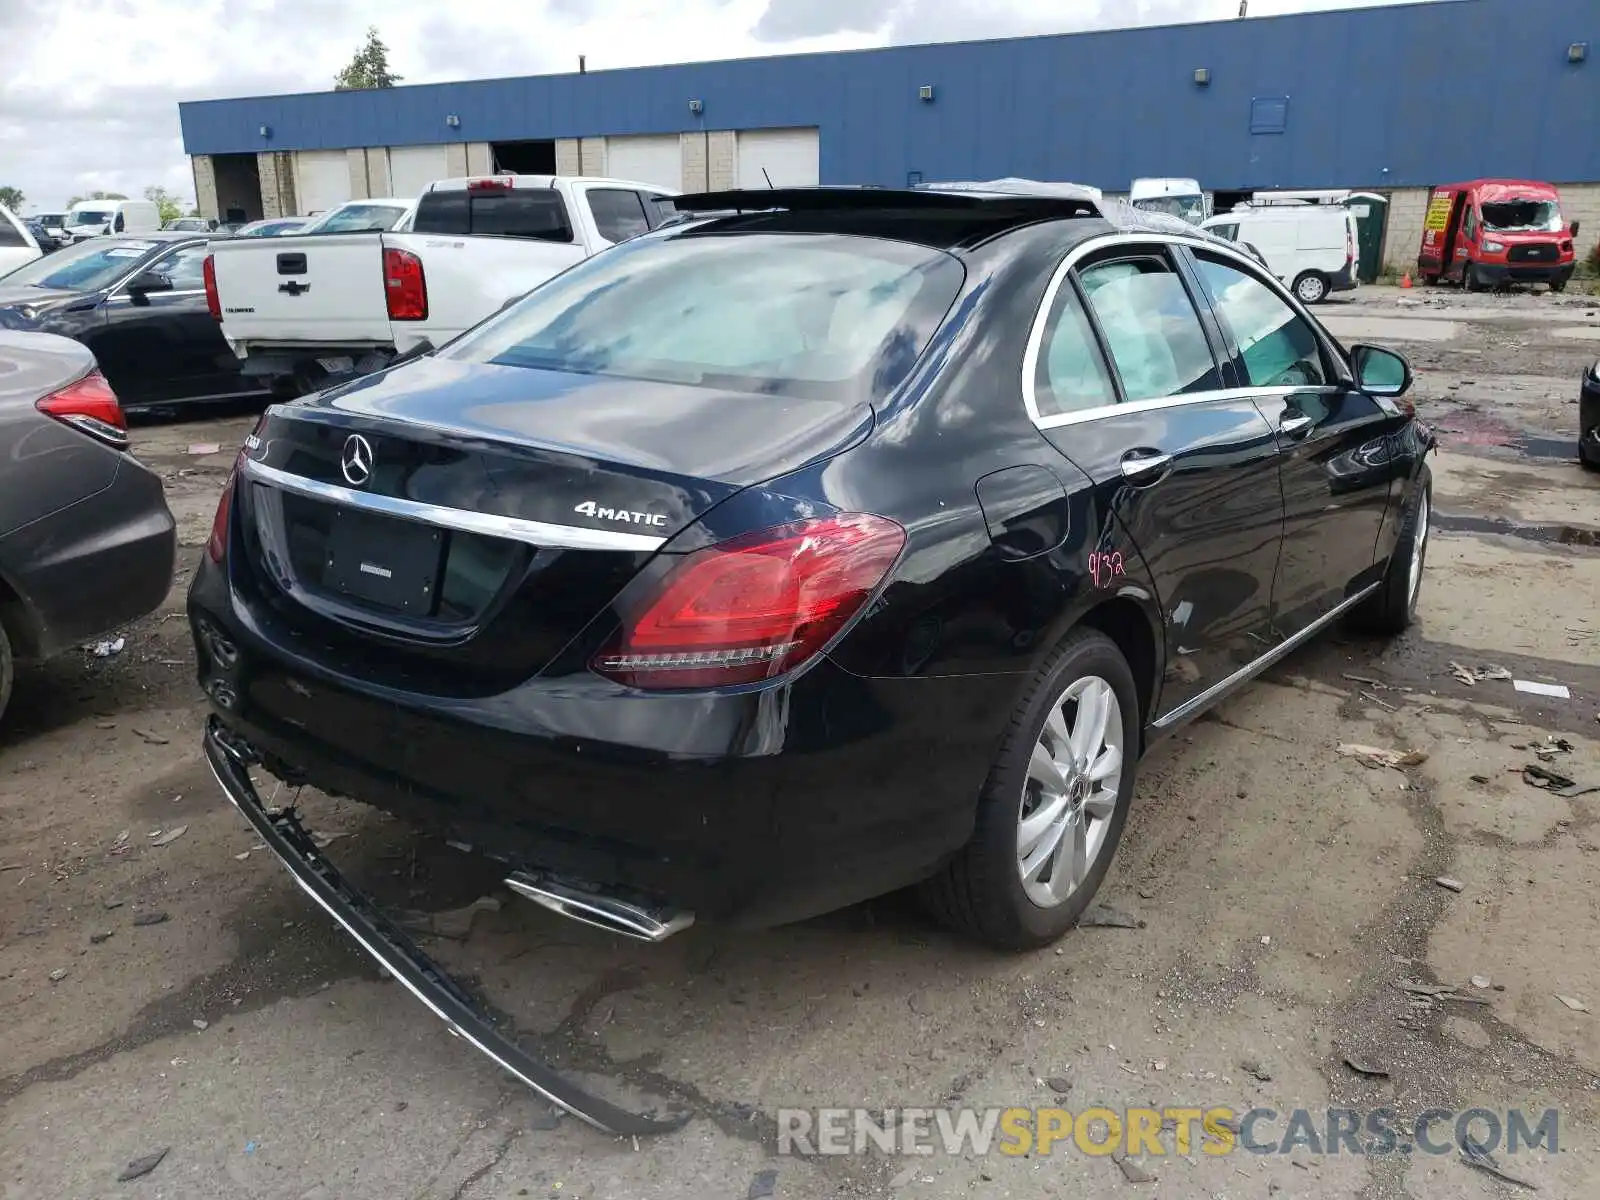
202,718,687,1136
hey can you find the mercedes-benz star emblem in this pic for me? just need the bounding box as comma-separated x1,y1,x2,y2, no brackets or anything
340,433,374,487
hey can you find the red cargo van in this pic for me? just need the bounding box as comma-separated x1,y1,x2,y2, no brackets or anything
1417,180,1579,292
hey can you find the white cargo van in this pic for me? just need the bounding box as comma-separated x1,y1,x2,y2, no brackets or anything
1201,204,1359,304
1130,178,1211,225
62,198,162,244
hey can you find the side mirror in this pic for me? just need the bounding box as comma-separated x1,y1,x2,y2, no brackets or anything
1571,220,1581,239
126,271,173,302
1351,344,1412,398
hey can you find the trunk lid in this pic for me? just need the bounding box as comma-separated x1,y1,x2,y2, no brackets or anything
232,357,871,692
211,233,393,347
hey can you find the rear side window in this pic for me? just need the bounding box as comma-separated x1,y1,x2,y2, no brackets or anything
1209,222,1240,241
1077,255,1221,401
587,189,650,243
0,212,25,247
442,231,964,403
1193,253,1328,388
1033,280,1117,418
413,188,573,242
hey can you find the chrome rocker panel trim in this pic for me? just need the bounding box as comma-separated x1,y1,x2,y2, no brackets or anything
202,719,687,1136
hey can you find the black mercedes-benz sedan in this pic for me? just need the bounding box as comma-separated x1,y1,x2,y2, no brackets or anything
191,184,1430,1082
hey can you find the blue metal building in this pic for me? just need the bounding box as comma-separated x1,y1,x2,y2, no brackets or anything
179,0,1595,194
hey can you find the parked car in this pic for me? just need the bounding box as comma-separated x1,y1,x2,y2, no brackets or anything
0,205,43,276
1202,203,1360,304
1416,179,1578,292
61,198,162,244
163,217,218,233
0,234,268,406
192,185,1433,1126
0,332,177,723
22,218,62,254
1581,360,1600,470
205,176,677,395
33,212,69,245
228,217,311,238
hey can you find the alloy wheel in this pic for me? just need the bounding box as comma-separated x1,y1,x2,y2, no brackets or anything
1408,491,1430,607
1017,675,1124,908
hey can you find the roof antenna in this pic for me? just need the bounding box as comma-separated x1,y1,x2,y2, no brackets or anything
761,167,774,189
1237,0,1248,15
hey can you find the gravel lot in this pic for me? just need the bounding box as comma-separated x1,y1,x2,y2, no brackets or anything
3,286,1599,1199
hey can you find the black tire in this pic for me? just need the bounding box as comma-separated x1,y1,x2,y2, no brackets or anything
921,628,1141,950
1580,436,1600,471
1549,278,1568,294
1461,260,1481,292
0,618,12,727
1292,271,1330,305
1352,466,1432,635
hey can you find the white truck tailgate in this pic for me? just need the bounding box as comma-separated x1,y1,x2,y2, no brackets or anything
212,234,393,348
383,234,587,352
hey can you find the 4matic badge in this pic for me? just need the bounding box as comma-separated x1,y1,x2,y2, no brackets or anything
573,501,668,527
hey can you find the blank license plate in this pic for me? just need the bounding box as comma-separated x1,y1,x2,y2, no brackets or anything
323,508,444,614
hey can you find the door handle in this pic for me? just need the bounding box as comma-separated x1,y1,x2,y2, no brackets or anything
1278,414,1314,438
1119,449,1173,484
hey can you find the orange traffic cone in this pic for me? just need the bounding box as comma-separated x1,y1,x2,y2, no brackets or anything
1400,271,1413,289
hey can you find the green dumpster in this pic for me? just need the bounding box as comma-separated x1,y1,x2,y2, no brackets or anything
1345,192,1389,285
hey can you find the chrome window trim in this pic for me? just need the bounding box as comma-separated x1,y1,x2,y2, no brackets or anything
238,457,669,553
1021,231,1348,429
105,239,206,300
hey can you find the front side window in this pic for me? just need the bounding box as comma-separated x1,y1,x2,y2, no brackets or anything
587,189,650,243
1462,204,1478,240
146,244,208,291
442,231,964,404
1193,253,1327,388
1033,278,1117,417
1077,254,1221,401
1208,222,1240,242
67,208,114,228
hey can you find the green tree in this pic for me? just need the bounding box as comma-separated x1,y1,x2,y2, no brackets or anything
334,27,401,90
66,190,128,207
144,185,185,224
0,185,24,211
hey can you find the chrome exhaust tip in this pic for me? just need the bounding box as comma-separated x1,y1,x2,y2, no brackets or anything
504,872,694,943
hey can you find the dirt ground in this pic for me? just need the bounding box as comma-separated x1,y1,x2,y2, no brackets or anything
2,286,1599,1199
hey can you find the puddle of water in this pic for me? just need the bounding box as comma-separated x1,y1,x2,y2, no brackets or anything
1425,410,1577,461
1434,512,1599,547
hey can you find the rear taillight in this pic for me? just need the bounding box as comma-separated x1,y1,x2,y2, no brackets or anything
384,247,428,321
207,473,236,563
203,253,220,321
35,370,128,449
592,514,905,690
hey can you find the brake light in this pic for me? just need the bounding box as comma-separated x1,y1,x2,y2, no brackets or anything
207,473,236,563
203,253,220,321
35,370,128,449
592,513,906,689
384,247,428,321
467,177,513,191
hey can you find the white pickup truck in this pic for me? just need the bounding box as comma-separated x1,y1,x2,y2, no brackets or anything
205,175,679,393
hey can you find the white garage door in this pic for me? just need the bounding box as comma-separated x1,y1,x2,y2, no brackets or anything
737,128,819,189
605,135,683,191
388,145,452,200
293,151,351,215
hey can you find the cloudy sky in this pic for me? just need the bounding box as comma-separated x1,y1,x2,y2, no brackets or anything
2,0,1436,212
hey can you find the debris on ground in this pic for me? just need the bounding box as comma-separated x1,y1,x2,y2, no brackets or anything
193,1018,209,1031
1111,1149,1158,1183
1522,764,1600,797
116,1148,169,1182
48,968,68,982
888,1164,919,1189
399,895,502,941
1471,975,1492,989
1459,1141,1537,1190
103,897,125,910
1534,737,1574,761
1078,905,1145,929
747,1168,779,1199
132,911,170,927
310,831,348,848
150,825,188,847
1449,661,1512,686
1342,1055,1389,1079
132,729,170,745
1338,743,1429,769
1046,1076,1073,1094
1435,876,1466,893
1240,1059,1273,1082
186,442,222,456
87,637,126,658
233,851,251,861
1514,679,1570,700
1555,995,1590,1014
90,931,114,944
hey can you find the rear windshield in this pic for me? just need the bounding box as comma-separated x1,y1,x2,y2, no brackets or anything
441,231,965,403
0,238,156,291
413,187,573,242
302,204,410,234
